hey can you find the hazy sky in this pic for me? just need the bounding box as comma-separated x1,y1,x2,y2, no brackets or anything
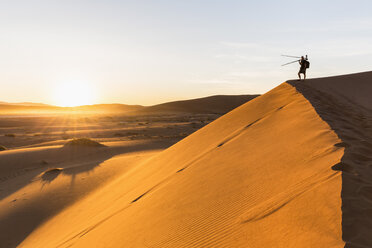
1,0,372,106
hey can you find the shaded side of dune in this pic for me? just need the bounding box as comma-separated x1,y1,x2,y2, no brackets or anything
288,74,372,248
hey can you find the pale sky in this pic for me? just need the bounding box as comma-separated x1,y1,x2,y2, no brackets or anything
1,0,372,106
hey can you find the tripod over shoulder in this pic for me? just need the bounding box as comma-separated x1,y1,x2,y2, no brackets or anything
281,59,299,66
281,55,301,59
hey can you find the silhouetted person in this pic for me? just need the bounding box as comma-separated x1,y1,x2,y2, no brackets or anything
298,56,308,81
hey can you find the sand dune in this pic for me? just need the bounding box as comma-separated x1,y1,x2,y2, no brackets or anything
1,72,372,247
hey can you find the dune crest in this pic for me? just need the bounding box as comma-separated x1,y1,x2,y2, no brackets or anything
288,71,372,247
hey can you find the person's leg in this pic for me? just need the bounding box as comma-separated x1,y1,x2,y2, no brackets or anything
298,72,301,80
303,72,306,81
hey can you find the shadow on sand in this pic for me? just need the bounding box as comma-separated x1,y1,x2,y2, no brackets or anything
288,80,372,248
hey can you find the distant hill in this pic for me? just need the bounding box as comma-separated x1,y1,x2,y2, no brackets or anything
71,104,144,113
0,95,259,115
0,102,143,115
0,104,60,114
132,95,260,115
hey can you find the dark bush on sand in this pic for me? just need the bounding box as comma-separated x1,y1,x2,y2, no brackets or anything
64,138,105,147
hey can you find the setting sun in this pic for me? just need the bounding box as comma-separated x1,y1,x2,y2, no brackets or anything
53,81,96,107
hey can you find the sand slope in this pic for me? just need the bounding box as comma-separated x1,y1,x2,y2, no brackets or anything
3,72,372,247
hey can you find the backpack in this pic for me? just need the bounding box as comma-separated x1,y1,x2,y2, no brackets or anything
305,60,310,69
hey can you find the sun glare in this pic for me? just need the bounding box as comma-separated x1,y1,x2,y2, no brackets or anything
53,81,96,107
